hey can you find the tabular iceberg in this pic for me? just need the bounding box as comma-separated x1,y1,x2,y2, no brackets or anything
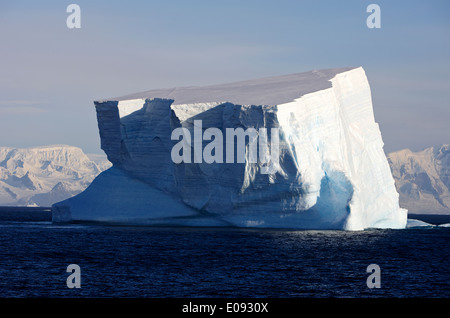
52,67,407,230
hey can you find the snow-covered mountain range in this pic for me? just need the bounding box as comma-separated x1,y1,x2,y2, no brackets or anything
388,144,450,214
0,145,111,207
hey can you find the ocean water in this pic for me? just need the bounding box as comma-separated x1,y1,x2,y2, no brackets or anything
0,212,448,298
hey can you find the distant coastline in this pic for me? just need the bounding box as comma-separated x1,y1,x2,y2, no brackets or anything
407,214,450,225
0,206,52,222
0,206,449,226
0,206,51,212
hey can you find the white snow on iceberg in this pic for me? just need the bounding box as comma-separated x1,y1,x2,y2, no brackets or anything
52,67,407,230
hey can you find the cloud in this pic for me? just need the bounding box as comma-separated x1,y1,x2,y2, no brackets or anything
0,101,47,114
0,100,45,105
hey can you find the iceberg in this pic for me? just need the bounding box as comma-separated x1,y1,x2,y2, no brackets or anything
52,67,407,230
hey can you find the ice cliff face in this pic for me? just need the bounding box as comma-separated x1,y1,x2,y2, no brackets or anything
53,67,407,230
388,144,450,214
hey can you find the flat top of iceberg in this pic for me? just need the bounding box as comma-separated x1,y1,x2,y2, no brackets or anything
101,67,358,106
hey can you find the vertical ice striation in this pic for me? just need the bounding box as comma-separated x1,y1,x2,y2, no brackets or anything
52,67,407,230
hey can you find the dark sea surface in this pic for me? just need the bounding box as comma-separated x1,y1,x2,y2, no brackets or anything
0,210,449,298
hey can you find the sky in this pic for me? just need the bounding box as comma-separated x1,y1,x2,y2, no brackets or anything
0,0,449,154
